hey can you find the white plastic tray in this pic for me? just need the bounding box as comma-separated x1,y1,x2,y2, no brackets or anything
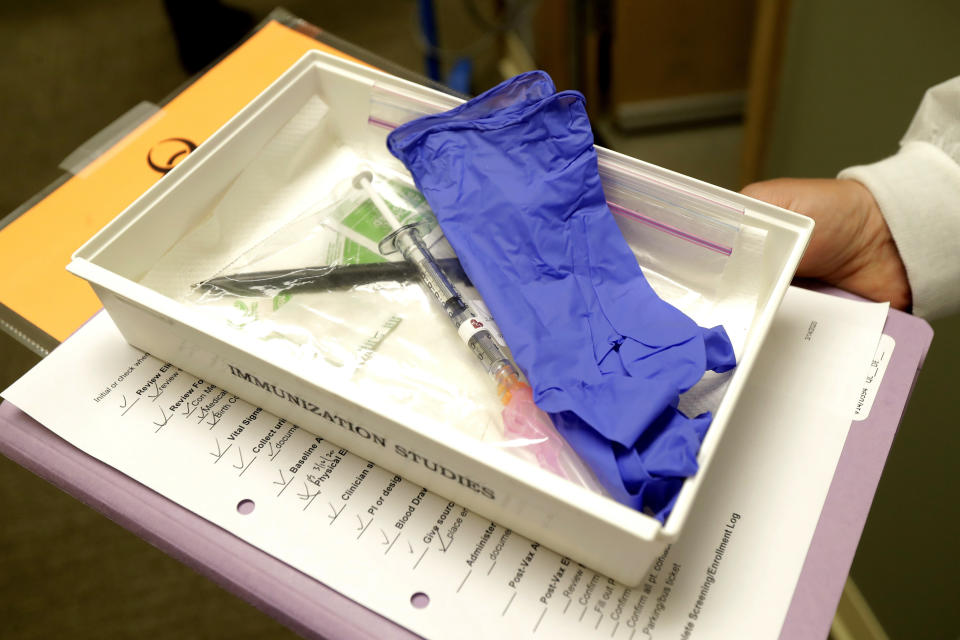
69,51,812,584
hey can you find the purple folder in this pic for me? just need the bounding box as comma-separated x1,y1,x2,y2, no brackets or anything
0,303,932,639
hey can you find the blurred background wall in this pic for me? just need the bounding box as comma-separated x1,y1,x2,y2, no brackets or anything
1,1,957,638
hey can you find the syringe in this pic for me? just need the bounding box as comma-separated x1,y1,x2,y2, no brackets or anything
353,171,605,494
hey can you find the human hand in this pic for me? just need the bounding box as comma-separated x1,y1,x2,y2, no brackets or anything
741,177,911,310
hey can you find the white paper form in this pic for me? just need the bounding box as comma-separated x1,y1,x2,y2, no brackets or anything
2,287,887,639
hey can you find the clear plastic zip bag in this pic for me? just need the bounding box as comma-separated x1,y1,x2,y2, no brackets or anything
185,165,606,495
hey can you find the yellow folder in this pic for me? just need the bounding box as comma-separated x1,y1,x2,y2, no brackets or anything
0,21,363,342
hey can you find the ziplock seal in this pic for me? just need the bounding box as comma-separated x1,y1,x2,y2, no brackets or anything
597,148,742,257
369,83,743,255
607,202,733,256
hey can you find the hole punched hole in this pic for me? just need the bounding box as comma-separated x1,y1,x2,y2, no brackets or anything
410,592,430,609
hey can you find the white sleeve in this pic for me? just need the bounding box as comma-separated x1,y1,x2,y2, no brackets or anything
838,76,960,320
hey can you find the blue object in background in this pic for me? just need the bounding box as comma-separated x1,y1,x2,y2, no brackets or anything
445,57,473,95
417,0,441,81
387,72,736,520
417,1,472,96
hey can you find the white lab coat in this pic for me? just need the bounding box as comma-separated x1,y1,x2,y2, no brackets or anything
839,76,960,319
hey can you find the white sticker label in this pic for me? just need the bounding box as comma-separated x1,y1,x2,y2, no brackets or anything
464,298,507,348
456,315,488,344
852,334,895,421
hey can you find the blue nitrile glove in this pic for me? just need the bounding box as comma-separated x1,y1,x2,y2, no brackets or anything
387,72,736,520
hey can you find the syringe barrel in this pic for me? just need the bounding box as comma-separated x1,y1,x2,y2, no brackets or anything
394,228,460,310
393,227,517,383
